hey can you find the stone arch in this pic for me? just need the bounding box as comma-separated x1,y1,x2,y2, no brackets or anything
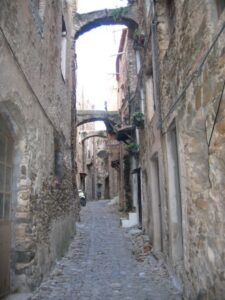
76,117,108,127
0,100,26,141
0,100,27,294
77,117,118,134
74,5,139,39
76,111,120,129
82,133,107,143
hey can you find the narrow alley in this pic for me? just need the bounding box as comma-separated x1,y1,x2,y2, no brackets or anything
2,1,225,298
31,201,180,300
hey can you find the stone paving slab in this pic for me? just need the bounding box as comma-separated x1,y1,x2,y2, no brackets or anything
30,200,182,300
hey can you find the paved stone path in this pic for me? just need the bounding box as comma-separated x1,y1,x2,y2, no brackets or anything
31,200,182,300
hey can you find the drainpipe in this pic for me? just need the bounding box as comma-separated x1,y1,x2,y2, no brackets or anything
150,2,162,130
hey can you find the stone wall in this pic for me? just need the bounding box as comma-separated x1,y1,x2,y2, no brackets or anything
0,0,78,293
136,0,225,298
158,1,225,298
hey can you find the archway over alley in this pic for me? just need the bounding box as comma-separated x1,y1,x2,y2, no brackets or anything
74,4,138,39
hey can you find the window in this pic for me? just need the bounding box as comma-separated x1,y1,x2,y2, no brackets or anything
166,0,176,35
216,0,225,16
135,50,141,74
166,122,183,262
61,16,67,81
37,0,46,20
145,0,151,18
140,87,145,114
0,117,13,219
54,137,63,181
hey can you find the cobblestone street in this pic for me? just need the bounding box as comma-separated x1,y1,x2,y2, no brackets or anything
31,200,182,300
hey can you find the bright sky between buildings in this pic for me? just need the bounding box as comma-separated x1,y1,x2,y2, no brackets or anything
76,25,126,111
76,0,128,130
77,0,128,13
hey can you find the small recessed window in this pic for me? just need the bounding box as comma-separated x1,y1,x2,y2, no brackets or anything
61,16,67,81
37,0,46,20
145,0,151,18
166,0,176,35
216,0,225,16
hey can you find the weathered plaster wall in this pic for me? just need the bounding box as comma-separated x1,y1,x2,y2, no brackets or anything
0,0,77,292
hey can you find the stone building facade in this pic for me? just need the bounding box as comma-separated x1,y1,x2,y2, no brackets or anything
128,0,225,298
0,0,78,296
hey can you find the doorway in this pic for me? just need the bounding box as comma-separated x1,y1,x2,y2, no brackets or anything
137,168,142,227
167,123,183,261
151,154,163,251
0,115,13,297
104,176,110,199
132,167,142,228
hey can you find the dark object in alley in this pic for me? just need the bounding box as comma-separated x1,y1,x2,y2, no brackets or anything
78,190,86,207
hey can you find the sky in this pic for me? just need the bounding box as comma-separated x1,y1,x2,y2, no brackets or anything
76,0,128,129
76,25,125,111
77,0,128,13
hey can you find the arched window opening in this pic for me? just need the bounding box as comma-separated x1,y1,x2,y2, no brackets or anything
61,16,67,81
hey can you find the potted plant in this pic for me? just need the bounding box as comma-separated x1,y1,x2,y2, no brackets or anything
131,112,144,128
125,142,139,155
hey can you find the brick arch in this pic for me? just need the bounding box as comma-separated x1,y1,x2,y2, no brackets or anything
74,5,139,39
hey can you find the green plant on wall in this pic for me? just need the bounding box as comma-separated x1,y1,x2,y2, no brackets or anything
131,111,144,128
125,142,139,155
111,7,128,22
